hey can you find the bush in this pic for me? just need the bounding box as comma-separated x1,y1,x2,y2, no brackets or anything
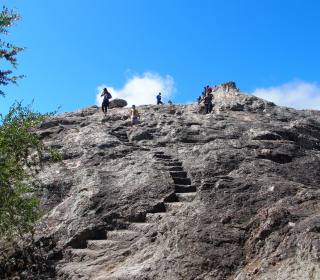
0,102,47,240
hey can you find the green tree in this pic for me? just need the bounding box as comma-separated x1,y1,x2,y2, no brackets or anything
0,6,24,96
0,7,50,241
0,103,45,240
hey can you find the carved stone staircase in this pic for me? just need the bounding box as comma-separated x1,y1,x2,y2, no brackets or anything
58,151,197,279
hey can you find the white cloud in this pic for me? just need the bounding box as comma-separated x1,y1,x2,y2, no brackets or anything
96,72,175,107
252,80,320,110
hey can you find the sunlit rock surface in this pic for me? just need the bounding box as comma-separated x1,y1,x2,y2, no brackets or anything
7,90,320,279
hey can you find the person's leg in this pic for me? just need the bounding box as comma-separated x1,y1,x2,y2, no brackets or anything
205,103,209,114
102,102,108,115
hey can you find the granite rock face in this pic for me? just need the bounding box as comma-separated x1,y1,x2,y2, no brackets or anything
7,91,320,279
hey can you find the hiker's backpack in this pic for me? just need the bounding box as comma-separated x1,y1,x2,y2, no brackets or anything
107,92,112,99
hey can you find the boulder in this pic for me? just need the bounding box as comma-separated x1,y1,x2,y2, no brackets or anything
109,98,128,109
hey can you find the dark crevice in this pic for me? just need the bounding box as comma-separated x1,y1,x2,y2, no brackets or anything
128,212,147,223
257,154,293,164
164,193,179,203
172,177,191,185
67,227,107,249
149,202,166,213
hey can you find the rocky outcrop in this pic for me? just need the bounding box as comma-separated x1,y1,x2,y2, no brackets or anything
109,99,128,109
4,91,320,279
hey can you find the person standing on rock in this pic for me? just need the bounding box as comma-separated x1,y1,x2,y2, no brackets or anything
156,92,163,105
130,105,140,125
100,88,112,115
204,91,213,114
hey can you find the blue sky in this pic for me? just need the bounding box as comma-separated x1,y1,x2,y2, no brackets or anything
1,0,320,114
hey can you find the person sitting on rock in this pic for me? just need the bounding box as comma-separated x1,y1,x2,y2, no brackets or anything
212,85,219,92
130,105,140,125
100,88,112,115
203,91,213,114
156,92,163,105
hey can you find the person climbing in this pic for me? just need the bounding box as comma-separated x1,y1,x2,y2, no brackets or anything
130,105,140,125
202,86,207,97
197,95,202,104
100,87,112,115
157,92,163,105
203,91,213,114
168,100,174,110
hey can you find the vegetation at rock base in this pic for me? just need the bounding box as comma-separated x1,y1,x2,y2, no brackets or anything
0,102,46,240
0,103,58,280
0,7,54,242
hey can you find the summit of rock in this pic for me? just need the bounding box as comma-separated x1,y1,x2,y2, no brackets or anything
4,91,320,279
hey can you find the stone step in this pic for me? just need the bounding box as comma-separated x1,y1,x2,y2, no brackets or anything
168,166,184,172
163,161,183,167
87,240,120,251
157,161,177,165
118,136,129,141
112,126,126,131
107,230,139,241
175,185,196,193
170,171,187,178
172,177,191,185
128,222,155,232
165,202,189,212
154,154,172,160
155,156,174,160
176,192,196,202
146,212,168,223
64,248,103,262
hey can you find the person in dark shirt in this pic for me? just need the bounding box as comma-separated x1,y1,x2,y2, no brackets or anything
203,92,213,114
156,92,163,105
100,88,112,115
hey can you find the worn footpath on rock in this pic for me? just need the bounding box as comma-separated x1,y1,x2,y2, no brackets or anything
7,89,320,279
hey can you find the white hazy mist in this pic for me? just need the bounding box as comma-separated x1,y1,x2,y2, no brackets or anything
96,72,175,107
253,80,320,110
